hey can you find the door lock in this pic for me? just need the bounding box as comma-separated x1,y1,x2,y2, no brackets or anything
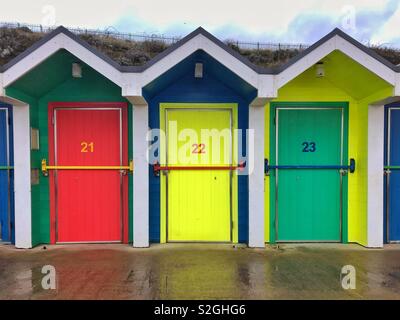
384,169,391,176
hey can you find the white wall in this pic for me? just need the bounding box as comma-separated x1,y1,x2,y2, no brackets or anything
132,102,149,247
367,104,384,248
248,99,266,248
13,104,32,248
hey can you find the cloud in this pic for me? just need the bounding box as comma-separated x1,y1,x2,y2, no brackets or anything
370,0,400,46
266,0,400,45
110,0,400,46
0,0,399,46
276,13,337,43
348,0,400,44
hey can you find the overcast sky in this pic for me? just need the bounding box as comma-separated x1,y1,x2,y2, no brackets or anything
1,0,400,46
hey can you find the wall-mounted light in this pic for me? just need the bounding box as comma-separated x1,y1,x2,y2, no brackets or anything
30,127,39,150
195,62,203,78
315,61,325,78
72,63,82,78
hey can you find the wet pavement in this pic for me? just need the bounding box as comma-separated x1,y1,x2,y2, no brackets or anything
0,243,399,300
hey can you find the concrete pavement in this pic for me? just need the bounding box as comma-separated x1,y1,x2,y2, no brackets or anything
0,243,399,299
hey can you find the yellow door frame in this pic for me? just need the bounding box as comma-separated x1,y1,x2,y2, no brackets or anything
159,103,239,243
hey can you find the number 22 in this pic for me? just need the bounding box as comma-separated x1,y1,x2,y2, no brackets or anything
192,143,205,154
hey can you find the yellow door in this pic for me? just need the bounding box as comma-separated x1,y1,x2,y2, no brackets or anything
166,109,232,242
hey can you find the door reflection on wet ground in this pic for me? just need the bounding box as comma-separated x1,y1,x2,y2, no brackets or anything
0,244,399,299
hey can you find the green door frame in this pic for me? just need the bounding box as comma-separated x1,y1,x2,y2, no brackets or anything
269,102,349,243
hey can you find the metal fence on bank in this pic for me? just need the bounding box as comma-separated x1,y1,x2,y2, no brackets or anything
0,21,310,51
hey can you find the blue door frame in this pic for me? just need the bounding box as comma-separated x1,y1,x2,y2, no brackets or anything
384,104,400,243
0,103,14,243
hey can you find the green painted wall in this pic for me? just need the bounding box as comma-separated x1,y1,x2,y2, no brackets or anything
7,53,133,246
5,87,43,245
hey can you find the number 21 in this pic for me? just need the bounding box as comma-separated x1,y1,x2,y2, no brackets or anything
81,142,94,153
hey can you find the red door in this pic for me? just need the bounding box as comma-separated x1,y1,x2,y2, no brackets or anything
49,103,128,243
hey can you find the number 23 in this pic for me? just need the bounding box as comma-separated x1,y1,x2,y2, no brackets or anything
302,142,316,152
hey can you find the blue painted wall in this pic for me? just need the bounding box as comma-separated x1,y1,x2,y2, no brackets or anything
0,103,14,243
385,103,400,242
143,50,257,243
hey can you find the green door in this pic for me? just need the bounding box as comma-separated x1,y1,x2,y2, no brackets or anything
276,108,343,241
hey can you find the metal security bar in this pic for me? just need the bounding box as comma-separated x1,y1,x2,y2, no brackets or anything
0,166,13,170
264,158,356,175
384,165,400,176
384,166,400,170
41,159,133,176
153,161,246,176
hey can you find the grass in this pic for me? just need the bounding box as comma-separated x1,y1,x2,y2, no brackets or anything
1,26,399,68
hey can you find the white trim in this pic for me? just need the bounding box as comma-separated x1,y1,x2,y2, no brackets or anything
3,33,123,88
139,34,275,96
13,102,32,249
129,98,149,247
367,104,384,248
0,96,33,248
141,34,258,87
258,75,277,100
395,73,400,96
0,73,4,96
121,73,142,97
3,28,398,100
276,35,397,89
248,98,266,248
1,31,278,99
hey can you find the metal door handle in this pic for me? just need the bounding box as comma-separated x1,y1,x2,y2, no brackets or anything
153,161,246,177
264,158,356,175
41,159,133,176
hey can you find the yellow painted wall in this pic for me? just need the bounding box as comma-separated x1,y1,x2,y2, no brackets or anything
348,99,367,245
264,66,392,246
355,88,394,245
264,106,270,241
